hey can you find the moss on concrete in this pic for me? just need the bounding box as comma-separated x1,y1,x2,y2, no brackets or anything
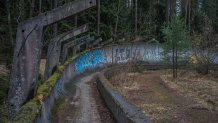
12,51,83,122
12,100,40,123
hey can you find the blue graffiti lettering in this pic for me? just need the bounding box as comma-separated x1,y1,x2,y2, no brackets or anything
75,50,106,72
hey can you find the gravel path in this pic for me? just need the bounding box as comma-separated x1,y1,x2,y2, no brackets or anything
74,73,101,123
57,72,115,123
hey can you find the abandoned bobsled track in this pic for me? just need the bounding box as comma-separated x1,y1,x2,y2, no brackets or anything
8,41,218,123
9,39,218,122
13,44,166,123
7,0,218,122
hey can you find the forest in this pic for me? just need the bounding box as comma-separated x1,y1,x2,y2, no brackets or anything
0,0,217,64
0,0,218,123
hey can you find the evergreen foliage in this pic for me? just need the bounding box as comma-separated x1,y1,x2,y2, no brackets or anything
161,15,191,78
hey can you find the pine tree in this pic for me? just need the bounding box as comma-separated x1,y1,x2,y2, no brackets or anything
161,15,191,78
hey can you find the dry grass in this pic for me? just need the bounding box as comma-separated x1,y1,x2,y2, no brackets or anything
109,72,140,95
161,69,218,111
108,67,218,123
139,103,176,122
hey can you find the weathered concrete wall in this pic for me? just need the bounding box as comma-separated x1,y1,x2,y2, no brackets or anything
74,44,164,73
97,69,150,123
73,44,218,73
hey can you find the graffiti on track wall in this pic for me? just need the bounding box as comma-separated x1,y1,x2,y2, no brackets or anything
113,47,143,63
114,48,131,63
143,46,163,63
75,49,106,72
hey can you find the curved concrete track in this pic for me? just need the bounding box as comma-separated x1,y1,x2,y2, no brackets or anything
56,72,115,123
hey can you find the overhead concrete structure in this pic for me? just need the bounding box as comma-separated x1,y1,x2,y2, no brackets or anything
8,0,96,118
61,35,93,63
88,37,102,48
100,38,113,46
45,24,89,79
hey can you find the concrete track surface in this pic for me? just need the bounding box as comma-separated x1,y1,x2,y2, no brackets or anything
56,72,115,123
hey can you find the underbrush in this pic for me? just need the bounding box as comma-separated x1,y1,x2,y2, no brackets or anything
0,75,9,123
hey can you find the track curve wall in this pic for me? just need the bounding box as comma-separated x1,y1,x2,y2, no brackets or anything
12,44,218,123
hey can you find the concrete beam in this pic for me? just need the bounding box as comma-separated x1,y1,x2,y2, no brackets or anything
8,0,96,118
88,37,102,48
20,0,96,26
100,38,113,46
61,36,95,63
45,24,89,79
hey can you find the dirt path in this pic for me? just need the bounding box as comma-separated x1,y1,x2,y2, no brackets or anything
110,70,218,123
57,73,115,123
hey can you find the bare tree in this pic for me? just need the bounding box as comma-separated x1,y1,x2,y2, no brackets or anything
6,0,13,47
97,0,100,35
28,0,36,17
53,0,58,35
114,0,121,37
39,0,42,13
135,0,138,36
181,0,191,30
166,0,176,25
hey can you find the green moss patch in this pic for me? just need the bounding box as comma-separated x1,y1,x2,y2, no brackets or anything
13,101,40,123
36,72,60,100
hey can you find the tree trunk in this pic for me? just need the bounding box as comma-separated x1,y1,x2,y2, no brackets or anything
53,0,58,35
18,0,25,22
185,0,188,24
114,0,121,38
97,0,100,35
135,0,138,36
6,0,13,47
166,0,170,25
188,0,191,30
39,0,42,13
167,0,176,24
29,0,36,17
173,44,176,79
175,41,178,78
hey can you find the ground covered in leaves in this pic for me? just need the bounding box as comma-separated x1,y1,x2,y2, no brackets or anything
109,68,218,123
